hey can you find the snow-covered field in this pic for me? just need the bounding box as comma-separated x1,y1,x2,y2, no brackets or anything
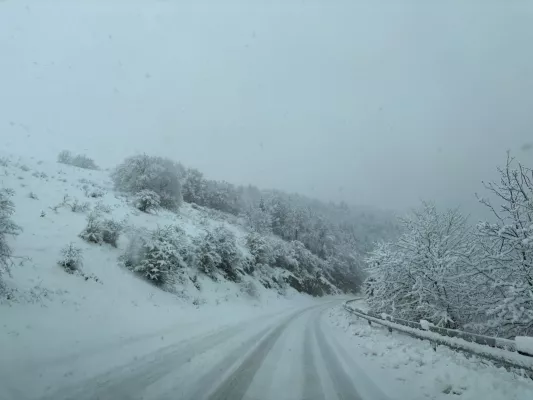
328,302,533,400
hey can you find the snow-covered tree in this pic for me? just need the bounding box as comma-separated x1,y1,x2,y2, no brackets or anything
365,202,476,328
245,199,272,234
111,154,184,210
267,195,294,241
365,242,416,319
246,232,274,266
396,203,476,327
182,168,207,205
205,180,242,215
133,189,161,213
326,244,365,294
0,188,21,289
474,153,533,337
291,240,324,274
270,239,299,272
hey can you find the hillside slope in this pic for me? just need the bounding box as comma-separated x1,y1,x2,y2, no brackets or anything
1,149,339,387
0,149,341,302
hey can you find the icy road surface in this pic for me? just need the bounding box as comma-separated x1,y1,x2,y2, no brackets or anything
2,302,388,400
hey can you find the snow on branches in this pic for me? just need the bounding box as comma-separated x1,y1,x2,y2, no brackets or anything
474,153,533,337
366,154,533,337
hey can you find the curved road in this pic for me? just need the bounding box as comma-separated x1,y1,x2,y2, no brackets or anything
9,303,390,400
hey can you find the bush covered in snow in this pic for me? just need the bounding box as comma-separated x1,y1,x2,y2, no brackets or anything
57,150,99,170
94,201,112,214
58,243,83,273
84,186,105,198
270,239,299,272
240,280,260,298
68,198,91,213
123,226,189,288
133,189,161,213
196,226,241,281
120,228,149,271
49,195,90,214
0,188,21,292
79,212,122,247
195,235,222,279
246,232,274,266
111,154,184,211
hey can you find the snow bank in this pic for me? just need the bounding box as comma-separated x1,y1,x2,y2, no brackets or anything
327,305,533,400
345,305,533,373
516,337,533,357
420,319,432,331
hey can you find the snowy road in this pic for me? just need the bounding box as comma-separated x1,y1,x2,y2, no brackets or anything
4,302,389,400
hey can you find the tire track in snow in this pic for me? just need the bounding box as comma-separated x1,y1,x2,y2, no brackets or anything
302,318,325,400
40,320,267,400
320,315,390,400
314,315,363,400
205,309,312,400
181,323,278,400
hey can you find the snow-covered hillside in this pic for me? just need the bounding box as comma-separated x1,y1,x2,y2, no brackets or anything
0,149,331,366
0,150,315,297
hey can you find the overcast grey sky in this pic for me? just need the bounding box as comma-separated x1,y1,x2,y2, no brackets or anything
1,0,533,215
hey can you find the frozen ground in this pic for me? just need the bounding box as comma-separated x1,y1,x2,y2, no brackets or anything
327,302,533,400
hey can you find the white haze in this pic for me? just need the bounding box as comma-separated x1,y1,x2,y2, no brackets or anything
1,0,532,216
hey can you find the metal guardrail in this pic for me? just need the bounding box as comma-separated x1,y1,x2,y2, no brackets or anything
343,299,533,374
344,299,515,351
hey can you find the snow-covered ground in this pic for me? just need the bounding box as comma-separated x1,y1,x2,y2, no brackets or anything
1,150,532,399
1,3,532,398
0,149,327,396
327,302,533,400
